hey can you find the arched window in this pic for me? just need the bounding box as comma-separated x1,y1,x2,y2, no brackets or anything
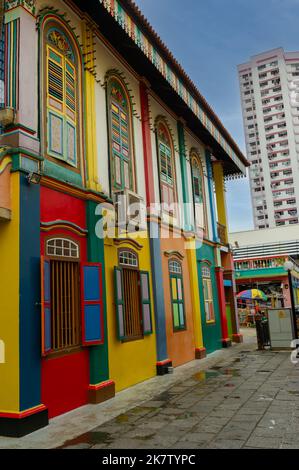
44,236,81,353
169,259,185,330
44,22,81,167
169,259,182,274
201,265,215,323
46,238,79,258
191,152,206,231
108,77,134,191
114,248,153,340
157,121,176,206
119,249,138,268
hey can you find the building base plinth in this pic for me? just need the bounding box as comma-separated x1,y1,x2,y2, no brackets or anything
195,347,207,359
232,333,243,343
156,359,172,376
0,405,48,437
88,380,116,404
222,338,232,348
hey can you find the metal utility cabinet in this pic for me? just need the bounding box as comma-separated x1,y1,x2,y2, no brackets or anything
268,308,295,348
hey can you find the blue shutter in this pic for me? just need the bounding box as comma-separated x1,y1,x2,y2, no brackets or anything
139,271,153,335
114,266,126,340
41,257,52,356
81,263,104,346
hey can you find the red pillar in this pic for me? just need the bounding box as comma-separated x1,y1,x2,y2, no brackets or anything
215,267,232,347
140,79,155,207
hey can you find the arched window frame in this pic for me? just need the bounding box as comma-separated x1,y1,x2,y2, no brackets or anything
156,120,177,207
42,18,83,171
118,248,139,269
168,258,186,331
46,237,80,260
201,263,215,324
107,75,136,192
190,151,207,233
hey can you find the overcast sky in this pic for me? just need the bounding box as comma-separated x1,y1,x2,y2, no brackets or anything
134,0,299,232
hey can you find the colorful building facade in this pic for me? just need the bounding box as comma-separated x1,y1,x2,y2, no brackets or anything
234,255,299,310
0,0,248,436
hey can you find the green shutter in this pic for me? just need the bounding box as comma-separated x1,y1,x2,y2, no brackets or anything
139,271,153,335
114,266,126,340
170,273,186,330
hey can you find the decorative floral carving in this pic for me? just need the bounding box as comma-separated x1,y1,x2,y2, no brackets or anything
158,123,170,144
111,84,126,109
48,29,74,62
5,0,35,14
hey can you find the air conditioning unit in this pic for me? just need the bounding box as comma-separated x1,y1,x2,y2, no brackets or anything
0,107,15,127
113,189,146,233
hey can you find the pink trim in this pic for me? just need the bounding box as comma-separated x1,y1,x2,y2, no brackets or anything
257,55,278,64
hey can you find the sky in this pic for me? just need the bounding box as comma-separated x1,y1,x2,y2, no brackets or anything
134,0,299,232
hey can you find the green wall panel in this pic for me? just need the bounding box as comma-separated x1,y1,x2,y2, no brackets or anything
196,241,222,354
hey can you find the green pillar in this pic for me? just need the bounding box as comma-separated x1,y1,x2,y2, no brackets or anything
86,200,110,385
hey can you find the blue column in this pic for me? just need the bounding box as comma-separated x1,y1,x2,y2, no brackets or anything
19,173,42,410
149,221,170,372
205,149,219,243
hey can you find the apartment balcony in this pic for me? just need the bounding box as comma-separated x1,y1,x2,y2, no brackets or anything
234,256,289,271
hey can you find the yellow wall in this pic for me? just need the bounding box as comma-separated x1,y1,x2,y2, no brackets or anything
0,173,20,412
105,233,157,392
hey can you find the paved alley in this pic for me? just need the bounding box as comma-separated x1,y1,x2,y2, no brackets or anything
60,344,299,449
1,330,299,449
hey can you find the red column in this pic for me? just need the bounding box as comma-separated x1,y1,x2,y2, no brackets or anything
140,80,155,207
215,267,232,347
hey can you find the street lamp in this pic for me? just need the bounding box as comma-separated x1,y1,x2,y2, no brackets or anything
284,260,298,339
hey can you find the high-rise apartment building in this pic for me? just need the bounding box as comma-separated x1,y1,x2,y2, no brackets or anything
238,48,299,229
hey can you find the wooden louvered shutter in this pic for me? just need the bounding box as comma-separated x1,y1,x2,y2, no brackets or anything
139,271,153,335
41,257,52,356
47,46,64,159
65,59,77,166
81,263,104,346
114,266,126,340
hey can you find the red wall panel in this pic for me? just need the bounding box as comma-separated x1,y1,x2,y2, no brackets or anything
40,186,89,418
40,186,86,229
41,350,89,419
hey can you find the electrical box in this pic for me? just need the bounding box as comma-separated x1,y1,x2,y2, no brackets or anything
268,308,295,348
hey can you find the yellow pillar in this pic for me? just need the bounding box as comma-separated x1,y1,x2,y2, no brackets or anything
186,237,206,358
82,21,101,192
0,172,20,412
213,161,228,244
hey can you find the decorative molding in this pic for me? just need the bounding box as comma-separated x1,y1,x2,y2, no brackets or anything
40,220,88,237
5,0,35,14
164,250,184,260
198,258,212,266
47,27,74,61
113,237,143,251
